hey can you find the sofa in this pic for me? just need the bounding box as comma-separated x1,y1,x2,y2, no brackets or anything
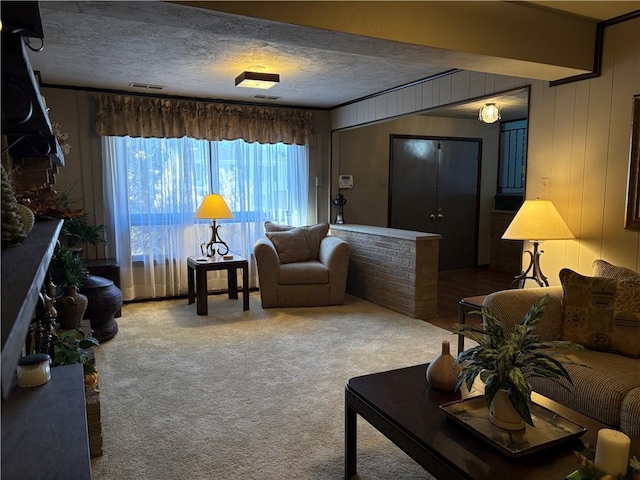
254,222,350,308
481,260,640,437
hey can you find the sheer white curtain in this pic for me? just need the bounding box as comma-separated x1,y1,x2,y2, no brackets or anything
102,136,308,300
102,136,211,300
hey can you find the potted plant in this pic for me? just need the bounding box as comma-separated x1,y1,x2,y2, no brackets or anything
61,213,106,254
49,247,89,329
53,328,100,387
50,246,87,287
453,295,585,429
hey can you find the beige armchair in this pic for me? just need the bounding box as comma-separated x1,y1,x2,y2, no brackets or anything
254,222,350,307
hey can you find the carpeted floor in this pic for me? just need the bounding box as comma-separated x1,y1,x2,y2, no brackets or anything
91,293,456,479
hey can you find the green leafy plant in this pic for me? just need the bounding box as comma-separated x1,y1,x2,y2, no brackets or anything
53,328,99,375
50,246,87,287
452,295,586,426
61,213,106,249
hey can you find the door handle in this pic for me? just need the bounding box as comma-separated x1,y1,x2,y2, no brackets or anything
430,214,436,221
436,213,444,220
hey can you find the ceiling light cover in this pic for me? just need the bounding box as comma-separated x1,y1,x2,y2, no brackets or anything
479,103,501,123
235,71,280,90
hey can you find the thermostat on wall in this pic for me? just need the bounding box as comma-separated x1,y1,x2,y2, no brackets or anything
338,174,353,189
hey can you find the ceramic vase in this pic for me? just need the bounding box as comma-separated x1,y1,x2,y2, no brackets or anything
426,340,461,392
489,389,526,431
55,284,88,330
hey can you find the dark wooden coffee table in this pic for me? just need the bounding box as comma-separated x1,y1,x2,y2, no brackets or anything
345,363,640,480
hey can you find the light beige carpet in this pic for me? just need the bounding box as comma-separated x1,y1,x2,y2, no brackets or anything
91,293,457,480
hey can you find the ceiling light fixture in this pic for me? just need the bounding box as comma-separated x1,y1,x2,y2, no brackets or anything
235,71,280,90
479,103,501,123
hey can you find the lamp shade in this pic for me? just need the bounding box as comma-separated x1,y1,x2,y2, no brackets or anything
195,194,233,220
502,200,574,241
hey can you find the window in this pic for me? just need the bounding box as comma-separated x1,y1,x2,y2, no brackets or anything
102,136,309,300
495,119,528,211
497,119,527,195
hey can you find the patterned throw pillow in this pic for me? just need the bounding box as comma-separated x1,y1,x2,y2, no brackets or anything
592,259,639,280
560,268,640,358
264,221,329,260
266,229,311,264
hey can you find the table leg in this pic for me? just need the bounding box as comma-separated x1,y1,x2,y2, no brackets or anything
242,263,249,311
196,266,208,315
345,393,357,480
188,265,195,305
228,268,238,299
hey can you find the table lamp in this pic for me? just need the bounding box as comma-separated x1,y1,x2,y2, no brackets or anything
195,193,234,257
502,199,574,288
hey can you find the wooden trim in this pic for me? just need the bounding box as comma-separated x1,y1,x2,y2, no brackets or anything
331,69,460,110
626,96,640,231
549,10,640,87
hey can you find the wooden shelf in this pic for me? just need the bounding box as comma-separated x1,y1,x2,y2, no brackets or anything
1,364,92,479
1,219,62,399
1,30,65,166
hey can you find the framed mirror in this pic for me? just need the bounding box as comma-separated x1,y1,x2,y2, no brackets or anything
626,96,640,230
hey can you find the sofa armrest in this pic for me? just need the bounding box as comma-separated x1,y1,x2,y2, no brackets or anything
482,286,563,341
254,237,280,306
319,236,350,304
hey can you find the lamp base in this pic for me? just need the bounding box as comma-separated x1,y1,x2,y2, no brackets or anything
200,220,229,257
511,241,549,289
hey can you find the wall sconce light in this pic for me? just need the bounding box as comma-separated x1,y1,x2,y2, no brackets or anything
502,199,574,288
479,103,501,123
235,71,280,89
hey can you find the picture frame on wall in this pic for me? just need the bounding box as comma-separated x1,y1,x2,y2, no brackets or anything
626,96,640,231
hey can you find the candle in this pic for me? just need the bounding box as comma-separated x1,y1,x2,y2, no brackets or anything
594,428,631,477
17,353,51,387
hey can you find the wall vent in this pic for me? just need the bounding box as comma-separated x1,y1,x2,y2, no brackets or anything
250,94,281,100
129,82,166,91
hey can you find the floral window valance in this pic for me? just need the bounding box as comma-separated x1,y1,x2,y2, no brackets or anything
94,94,316,146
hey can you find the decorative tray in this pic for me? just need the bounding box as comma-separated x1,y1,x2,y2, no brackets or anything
440,396,587,458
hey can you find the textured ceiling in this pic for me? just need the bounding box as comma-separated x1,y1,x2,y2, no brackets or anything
30,1,451,109
28,1,638,116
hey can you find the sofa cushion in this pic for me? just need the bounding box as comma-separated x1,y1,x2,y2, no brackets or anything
560,268,640,358
592,259,639,280
304,223,330,259
264,221,329,260
278,261,329,285
264,221,292,233
621,387,640,436
266,229,311,264
529,349,640,428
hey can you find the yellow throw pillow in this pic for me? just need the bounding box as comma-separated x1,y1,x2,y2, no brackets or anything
560,268,640,358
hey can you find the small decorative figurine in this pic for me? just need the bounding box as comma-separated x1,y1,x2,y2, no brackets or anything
332,193,347,224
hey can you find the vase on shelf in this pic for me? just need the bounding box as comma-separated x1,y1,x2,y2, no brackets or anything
55,284,88,330
426,340,461,392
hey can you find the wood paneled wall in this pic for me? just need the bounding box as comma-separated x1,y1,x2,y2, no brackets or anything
330,17,640,281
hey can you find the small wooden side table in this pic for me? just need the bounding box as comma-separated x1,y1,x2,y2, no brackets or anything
457,295,487,353
187,255,249,315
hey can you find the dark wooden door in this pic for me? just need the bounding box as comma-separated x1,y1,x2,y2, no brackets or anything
389,135,481,271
